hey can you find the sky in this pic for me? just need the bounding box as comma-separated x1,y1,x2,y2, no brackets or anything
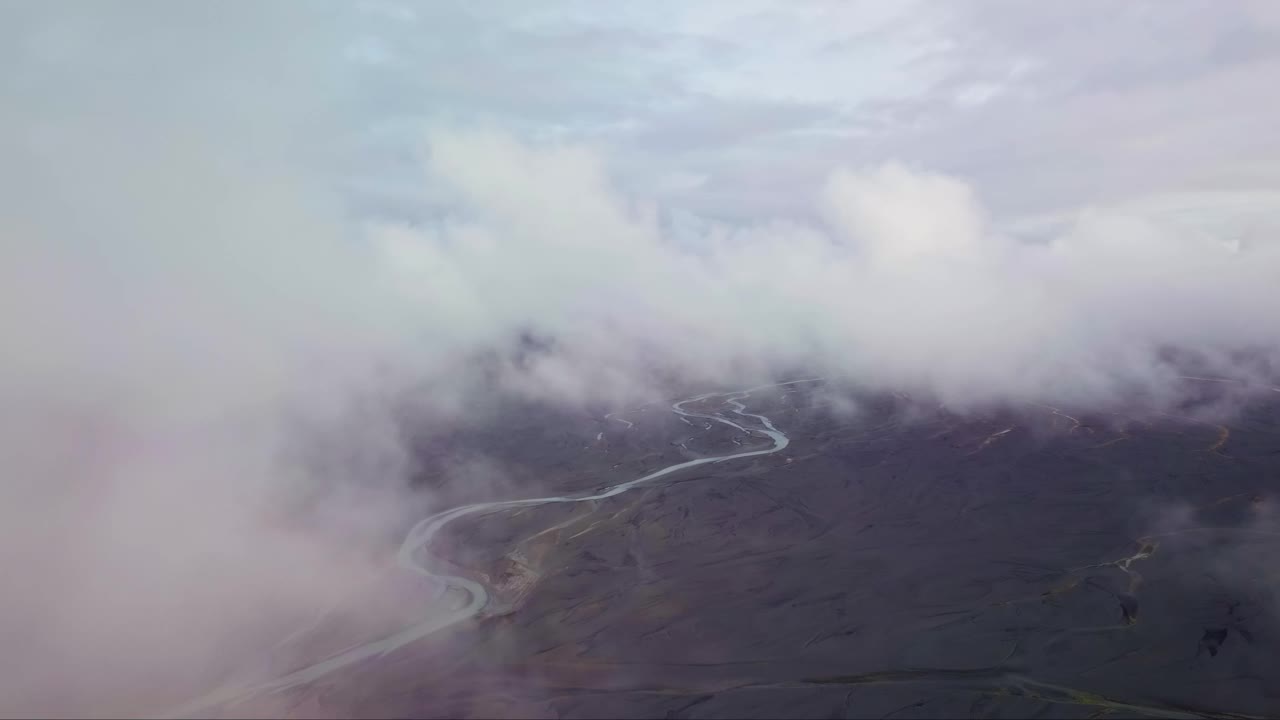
3,1,1280,715
339,0,1280,225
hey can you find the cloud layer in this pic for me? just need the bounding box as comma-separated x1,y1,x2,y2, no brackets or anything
392,131,1280,413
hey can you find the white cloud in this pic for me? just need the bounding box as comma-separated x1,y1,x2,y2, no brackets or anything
821,162,989,265
385,129,1280,412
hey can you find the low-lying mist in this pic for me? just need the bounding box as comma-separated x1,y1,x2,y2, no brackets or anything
3,3,1279,717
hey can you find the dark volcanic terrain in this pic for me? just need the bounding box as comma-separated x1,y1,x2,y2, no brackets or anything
236,380,1280,719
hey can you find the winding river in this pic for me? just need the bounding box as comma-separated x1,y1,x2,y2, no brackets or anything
162,378,819,718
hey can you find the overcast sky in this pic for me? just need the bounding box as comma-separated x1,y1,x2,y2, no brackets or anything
330,0,1280,226
9,1,1280,228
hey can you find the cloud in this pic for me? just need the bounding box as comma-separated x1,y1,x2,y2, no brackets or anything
820,162,989,265
386,128,1280,413
0,3,438,715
